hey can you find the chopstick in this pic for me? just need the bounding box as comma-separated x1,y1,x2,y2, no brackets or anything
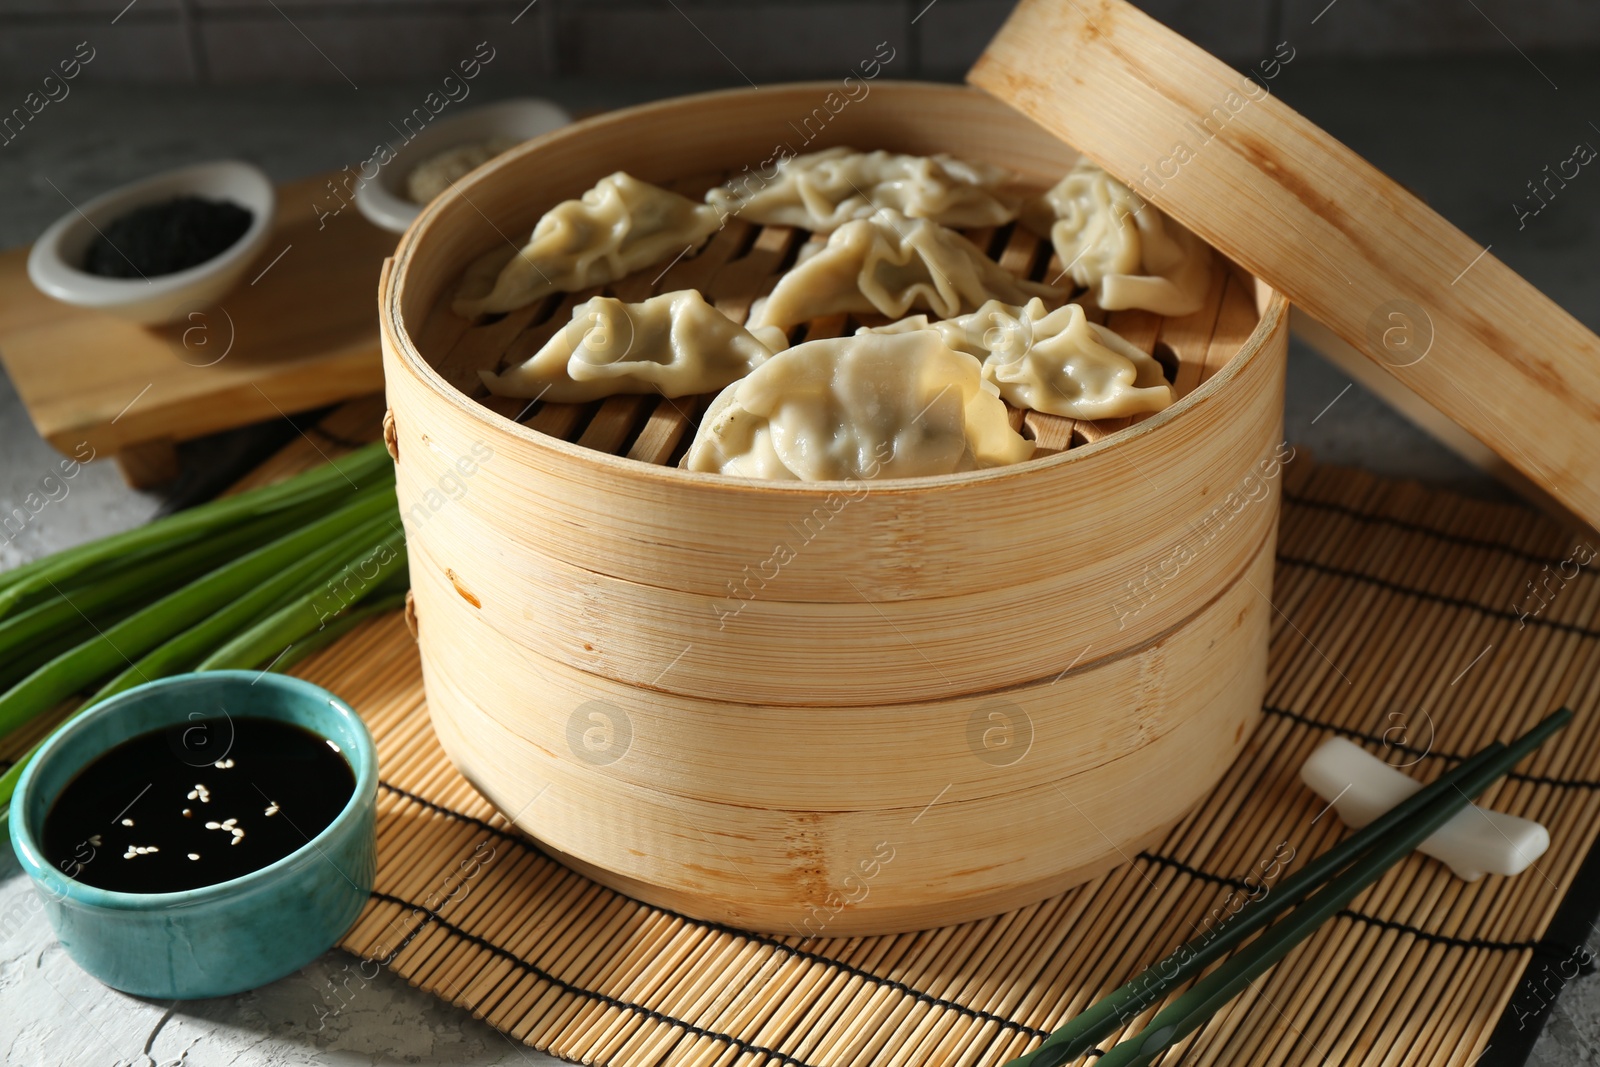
1009,740,1507,1067
1095,706,1570,1065
1008,706,1572,1067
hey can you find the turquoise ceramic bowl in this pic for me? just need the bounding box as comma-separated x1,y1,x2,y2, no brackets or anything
9,671,377,999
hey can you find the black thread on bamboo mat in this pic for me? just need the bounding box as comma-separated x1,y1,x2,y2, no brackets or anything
367,890,823,1067
1137,852,1555,954
376,781,1054,1043
1259,706,1600,790
1275,553,1600,640
1281,491,1568,567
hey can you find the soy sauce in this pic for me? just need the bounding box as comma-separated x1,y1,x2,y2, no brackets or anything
42,716,355,894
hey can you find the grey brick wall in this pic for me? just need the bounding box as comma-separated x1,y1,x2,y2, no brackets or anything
0,0,1594,86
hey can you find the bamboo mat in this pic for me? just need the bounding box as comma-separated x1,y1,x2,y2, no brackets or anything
249,445,1598,1067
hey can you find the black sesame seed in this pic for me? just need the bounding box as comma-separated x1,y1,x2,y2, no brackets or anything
83,195,253,279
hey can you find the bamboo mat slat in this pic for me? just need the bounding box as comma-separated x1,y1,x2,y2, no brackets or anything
255,433,1600,1067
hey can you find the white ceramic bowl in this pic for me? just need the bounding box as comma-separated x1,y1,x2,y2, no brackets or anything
355,97,570,234
27,160,276,327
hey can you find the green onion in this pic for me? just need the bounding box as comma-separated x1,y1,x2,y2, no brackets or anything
1007,739,1511,1067
0,441,392,620
0,579,409,824
1094,707,1573,1067
0,507,328,670
0,575,412,831
197,524,407,671
0,742,40,823
271,588,409,674
0,607,139,693
0,484,398,741
0,446,409,838
85,509,399,705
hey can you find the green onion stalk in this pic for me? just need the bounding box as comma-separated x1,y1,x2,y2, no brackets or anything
0,441,391,620
0,506,337,671
85,510,400,705
0,484,397,739
198,523,408,670
0,466,409,830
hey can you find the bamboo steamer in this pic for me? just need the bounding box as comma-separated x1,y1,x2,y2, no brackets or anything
380,82,1290,934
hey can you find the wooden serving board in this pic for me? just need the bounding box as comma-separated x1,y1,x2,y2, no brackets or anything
0,170,397,487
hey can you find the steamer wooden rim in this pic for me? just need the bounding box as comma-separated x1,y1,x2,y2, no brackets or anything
380,80,1291,932
382,81,1287,491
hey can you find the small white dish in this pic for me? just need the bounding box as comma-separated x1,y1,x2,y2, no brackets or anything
27,160,276,327
355,97,570,234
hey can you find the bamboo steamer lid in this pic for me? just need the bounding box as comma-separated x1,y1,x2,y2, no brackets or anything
970,0,1600,531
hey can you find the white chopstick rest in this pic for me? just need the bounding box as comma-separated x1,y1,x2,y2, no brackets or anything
1299,737,1550,881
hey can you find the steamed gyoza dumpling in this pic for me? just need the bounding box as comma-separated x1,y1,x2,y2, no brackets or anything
479,289,786,403
863,299,1174,421
454,172,722,318
1023,159,1211,317
749,209,1061,332
707,146,1020,231
682,330,1035,481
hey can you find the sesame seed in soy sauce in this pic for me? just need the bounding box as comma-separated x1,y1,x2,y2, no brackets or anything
42,717,355,894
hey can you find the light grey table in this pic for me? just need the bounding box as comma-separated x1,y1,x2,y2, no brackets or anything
2,58,1599,1066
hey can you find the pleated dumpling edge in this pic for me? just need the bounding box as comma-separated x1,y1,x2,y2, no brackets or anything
480,289,785,404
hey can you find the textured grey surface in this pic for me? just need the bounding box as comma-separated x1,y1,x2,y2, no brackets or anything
1,46,1599,1067
0,869,535,1066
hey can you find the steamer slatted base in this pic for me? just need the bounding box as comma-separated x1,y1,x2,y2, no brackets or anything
423,176,1257,463
276,448,1600,1067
